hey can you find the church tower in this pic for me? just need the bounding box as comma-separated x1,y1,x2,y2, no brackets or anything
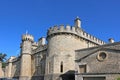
19,33,34,80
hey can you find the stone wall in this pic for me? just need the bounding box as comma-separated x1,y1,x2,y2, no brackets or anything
76,74,120,80
12,60,20,78
0,61,4,78
4,57,20,79
75,43,120,80
20,54,32,79
32,50,46,76
47,34,88,74
76,50,120,73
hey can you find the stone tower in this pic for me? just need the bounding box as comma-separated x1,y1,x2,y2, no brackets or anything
44,17,104,80
19,33,34,80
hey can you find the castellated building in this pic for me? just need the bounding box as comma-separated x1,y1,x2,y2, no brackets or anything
0,17,120,80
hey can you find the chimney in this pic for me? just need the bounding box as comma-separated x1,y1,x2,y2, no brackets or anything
74,16,81,28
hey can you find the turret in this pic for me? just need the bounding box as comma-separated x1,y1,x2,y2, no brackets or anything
74,16,81,28
20,33,34,80
21,33,34,54
38,37,46,46
109,38,114,43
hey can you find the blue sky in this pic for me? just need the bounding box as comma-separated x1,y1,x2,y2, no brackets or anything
0,0,120,58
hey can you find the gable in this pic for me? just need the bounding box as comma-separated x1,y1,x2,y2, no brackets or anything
75,47,120,62
75,48,120,73
75,42,120,62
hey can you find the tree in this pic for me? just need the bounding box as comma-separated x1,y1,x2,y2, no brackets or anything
0,53,7,68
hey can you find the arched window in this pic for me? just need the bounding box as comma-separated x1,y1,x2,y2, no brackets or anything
60,61,63,73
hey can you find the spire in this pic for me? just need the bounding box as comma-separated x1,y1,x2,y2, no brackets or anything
26,30,28,35
76,16,80,20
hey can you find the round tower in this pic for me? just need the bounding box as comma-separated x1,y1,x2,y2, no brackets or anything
21,34,34,54
45,19,88,80
20,33,34,80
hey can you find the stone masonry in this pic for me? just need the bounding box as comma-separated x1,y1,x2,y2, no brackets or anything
1,17,119,80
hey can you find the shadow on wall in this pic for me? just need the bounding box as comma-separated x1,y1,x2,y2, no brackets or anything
31,66,44,80
31,76,44,80
31,70,75,80
12,60,21,79
60,70,75,80
31,53,46,80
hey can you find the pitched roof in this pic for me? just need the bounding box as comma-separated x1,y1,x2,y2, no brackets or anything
75,41,120,62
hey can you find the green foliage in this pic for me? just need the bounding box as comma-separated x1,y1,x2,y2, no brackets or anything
0,53,7,62
117,78,120,80
2,62,6,68
0,53,7,68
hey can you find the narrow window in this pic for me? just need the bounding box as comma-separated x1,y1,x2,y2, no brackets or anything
60,61,63,73
87,41,89,48
40,63,42,74
79,65,86,73
48,62,50,73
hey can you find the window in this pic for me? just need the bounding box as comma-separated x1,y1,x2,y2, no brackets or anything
97,52,107,61
79,65,86,73
35,54,40,66
87,41,89,48
48,62,51,73
40,63,42,74
60,61,63,73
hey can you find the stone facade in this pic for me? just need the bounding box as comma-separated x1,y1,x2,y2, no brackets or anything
75,42,120,80
0,61,4,78
0,17,119,80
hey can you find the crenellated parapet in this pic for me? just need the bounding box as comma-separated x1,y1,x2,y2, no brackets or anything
21,33,34,54
32,42,38,46
47,25,77,36
10,56,16,61
47,25,105,45
6,56,18,63
38,37,46,46
32,42,38,50
79,30,106,45
22,34,34,42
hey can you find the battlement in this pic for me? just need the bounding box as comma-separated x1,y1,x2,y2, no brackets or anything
38,37,46,46
32,42,38,46
22,34,34,42
32,42,38,50
47,25,76,35
47,25,106,45
80,30,106,45
7,56,16,63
